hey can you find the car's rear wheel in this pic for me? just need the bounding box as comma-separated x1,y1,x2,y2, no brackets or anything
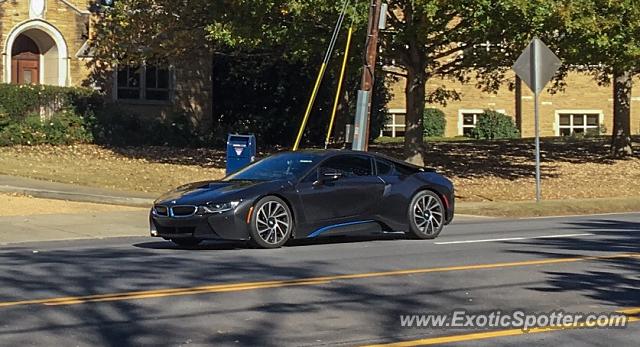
171,238,202,247
408,190,445,239
249,196,293,249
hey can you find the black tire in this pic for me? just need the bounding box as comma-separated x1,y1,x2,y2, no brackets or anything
248,196,294,249
171,238,202,247
407,190,446,240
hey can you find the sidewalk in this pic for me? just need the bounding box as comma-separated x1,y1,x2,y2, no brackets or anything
0,210,150,245
0,174,156,207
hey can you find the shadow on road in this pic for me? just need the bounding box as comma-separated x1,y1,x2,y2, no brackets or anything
1,218,638,345
505,218,640,310
0,233,428,346
133,234,407,251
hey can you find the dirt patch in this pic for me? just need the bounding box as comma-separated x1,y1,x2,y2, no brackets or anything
0,145,225,194
372,137,640,202
0,193,144,217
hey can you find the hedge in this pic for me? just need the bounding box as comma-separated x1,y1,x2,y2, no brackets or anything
471,110,520,140
423,108,446,137
0,84,101,146
0,84,101,121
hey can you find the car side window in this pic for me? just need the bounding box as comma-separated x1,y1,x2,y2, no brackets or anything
376,158,395,176
320,155,373,177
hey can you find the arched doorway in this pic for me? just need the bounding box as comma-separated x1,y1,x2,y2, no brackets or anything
4,20,69,86
11,35,40,85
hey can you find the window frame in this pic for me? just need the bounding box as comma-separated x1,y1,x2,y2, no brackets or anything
375,157,395,176
311,154,375,180
113,64,175,104
554,110,603,136
382,108,407,138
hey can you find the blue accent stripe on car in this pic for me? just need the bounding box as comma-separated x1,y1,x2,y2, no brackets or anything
308,220,376,238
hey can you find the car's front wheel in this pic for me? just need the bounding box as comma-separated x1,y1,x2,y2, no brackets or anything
408,190,446,239
249,196,294,249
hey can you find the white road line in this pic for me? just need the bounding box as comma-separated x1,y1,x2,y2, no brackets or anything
434,233,595,245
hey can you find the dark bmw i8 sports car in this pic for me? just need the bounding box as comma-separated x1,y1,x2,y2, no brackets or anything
150,150,455,249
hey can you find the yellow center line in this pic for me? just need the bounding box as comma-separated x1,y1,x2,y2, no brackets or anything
362,315,640,347
0,252,637,308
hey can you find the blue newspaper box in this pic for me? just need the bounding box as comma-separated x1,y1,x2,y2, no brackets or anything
226,134,257,175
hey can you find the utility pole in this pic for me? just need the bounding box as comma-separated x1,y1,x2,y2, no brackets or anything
352,0,384,151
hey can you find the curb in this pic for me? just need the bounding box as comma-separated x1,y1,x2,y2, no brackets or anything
0,185,154,208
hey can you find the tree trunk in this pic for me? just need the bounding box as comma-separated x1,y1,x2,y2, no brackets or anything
404,66,426,165
611,70,634,157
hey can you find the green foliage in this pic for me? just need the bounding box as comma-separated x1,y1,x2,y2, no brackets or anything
380,1,533,155
0,105,8,127
91,0,387,148
211,54,389,147
471,110,520,140
555,0,640,79
0,110,93,146
89,104,203,147
423,108,446,137
0,84,100,121
0,84,100,146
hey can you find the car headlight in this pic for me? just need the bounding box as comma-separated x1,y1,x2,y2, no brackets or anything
200,201,241,214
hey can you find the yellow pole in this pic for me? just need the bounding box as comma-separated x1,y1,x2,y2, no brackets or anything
293,63,328,151
325,25,354,149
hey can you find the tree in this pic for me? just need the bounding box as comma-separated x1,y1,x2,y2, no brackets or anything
90,0,389,147
464,0,639,156
381,1,522,164
554,0,638,156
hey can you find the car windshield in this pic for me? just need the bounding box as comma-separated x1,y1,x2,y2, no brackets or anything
224,153,320,181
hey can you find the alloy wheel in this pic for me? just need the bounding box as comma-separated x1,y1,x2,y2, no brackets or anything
255,200,291,245
412,194,444,236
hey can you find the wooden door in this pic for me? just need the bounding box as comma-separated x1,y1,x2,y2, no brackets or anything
12,53,40,85
11,35,40,85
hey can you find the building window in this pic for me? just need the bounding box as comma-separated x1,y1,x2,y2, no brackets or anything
117,66,141,100
460,112,480,137
145,66,170,100
382,109,406,138
458,109,506,136
116,65,172,102
556,111,602,136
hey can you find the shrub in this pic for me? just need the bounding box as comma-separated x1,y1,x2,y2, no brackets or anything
0,109,93,146
0,84,101,122
0,84,99,146
471,110,520,140
423,108,446,137
90,104,201,147
0,105,8,127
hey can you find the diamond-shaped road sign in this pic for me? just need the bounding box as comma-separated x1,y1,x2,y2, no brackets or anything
513,38,561,94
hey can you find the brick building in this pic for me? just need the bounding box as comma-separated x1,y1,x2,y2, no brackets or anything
384,72,640,139
0,0,212,128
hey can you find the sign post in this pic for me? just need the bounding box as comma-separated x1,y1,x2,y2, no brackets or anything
513,37,561,203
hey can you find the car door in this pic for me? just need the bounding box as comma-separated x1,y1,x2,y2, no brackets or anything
296,154,385,224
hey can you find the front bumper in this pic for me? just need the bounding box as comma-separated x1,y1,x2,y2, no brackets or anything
150,203,252,241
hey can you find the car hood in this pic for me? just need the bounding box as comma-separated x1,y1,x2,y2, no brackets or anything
154,180,275,206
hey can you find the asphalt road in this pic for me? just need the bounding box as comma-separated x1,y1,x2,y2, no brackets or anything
0,213,638,346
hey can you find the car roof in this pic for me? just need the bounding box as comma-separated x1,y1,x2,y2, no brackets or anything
281,149,425,170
